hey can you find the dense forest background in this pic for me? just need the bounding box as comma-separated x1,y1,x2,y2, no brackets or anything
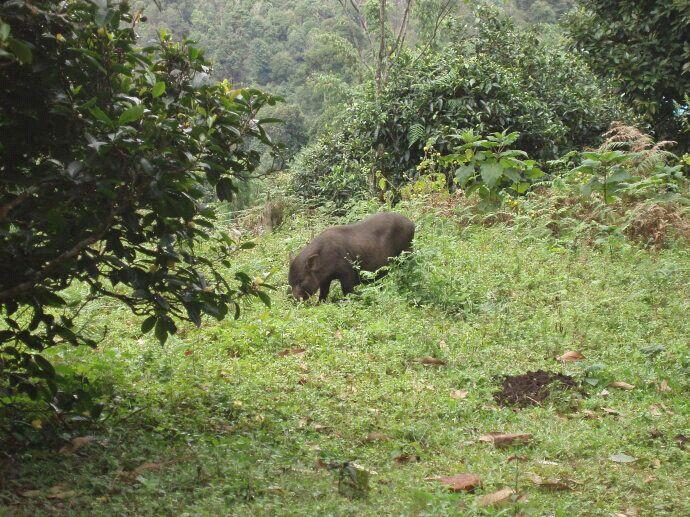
136,0,577,155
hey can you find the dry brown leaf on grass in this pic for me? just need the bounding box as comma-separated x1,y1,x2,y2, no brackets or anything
277,347,306,357
556,350,585,362
429,473,481,492
478,433,532,447
46,485,77,500
362,432,390,443
657,379,671,392
118,461,164,482
393,453,420,464
414,356,447,366
610,381,635,390
478,487,515,507
59,436,95,454
450,389,468,399
527,473,572,491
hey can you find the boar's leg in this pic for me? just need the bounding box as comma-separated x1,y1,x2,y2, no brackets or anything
339,269,359,296
318,280,331,302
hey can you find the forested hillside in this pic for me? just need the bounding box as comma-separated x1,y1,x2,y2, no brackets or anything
136,0,577,154
1,0,688,515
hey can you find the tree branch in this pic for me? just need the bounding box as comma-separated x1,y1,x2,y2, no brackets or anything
408,0,454,68
0,189,36,223
0,208,120,303
389,0,413,59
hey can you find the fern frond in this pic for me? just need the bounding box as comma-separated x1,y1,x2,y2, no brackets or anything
408,123,425,147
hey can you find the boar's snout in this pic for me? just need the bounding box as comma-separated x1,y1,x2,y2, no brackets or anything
291,285,308,301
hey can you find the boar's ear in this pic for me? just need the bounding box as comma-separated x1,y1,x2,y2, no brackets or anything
305,253,319,271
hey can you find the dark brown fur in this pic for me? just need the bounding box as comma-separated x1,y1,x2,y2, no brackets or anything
288,212,415,301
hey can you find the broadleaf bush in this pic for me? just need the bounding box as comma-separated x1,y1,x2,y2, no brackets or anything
0,0,280,426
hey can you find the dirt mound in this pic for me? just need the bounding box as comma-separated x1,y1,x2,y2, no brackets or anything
494,370,576,407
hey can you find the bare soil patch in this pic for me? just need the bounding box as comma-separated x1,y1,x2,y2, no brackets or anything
494,370,577,407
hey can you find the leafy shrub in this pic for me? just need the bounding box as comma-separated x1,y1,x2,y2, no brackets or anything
565,0,690,143
0,1,278,422
292,5,627,205
425,129,544,206
569,123,689,203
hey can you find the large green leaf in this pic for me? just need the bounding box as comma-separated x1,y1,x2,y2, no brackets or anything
455,165,475,187
480,162,504,188
152,81,166,98
118,104,145,125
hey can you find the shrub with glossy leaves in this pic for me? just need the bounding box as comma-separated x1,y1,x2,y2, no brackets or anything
565,0,690,143
291,6,627,205
0,1,279,417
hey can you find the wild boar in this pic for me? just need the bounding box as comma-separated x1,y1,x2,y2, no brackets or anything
288,212,415,301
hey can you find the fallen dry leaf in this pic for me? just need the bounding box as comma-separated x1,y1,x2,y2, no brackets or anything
430,473,481,492
415,356,447,366
450,389,468,400
478,433,532,447
478,487,515,507
649,403,674,416
610,381,635,390
526,473,572,491
602,407,620,415
643,475,656,484
46,485,77,500
59,436,95,454
657,379,671,392
675,434,689,450
439,340,448,350
393,453,420,464
183,349,193,356
362,432,390,443
117,461,164,482
651,458,661,468
556,350,585,362
277,347,306,357
298,363,309,373
334,331,343,340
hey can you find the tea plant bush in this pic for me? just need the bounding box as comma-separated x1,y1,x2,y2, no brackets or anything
291,6,627,205
0,0,278,420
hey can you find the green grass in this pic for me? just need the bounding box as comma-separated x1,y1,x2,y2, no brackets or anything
2,199,689,515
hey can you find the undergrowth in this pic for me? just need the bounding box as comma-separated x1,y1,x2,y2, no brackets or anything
1,191,689,515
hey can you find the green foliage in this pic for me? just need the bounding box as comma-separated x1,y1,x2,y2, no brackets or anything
572,150,635,204
290,131,371,207
293,6,627,205
567,124,689,203
565,1,690,143
0,1,278,416
137,0,365,156
425,129,545,206
3,198,688,513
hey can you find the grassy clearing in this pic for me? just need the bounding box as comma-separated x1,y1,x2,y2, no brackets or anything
1,197,689,515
